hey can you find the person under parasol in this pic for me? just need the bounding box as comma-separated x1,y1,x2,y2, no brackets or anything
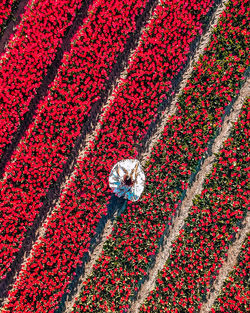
109,159,145,201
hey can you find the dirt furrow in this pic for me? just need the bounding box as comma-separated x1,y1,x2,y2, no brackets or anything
129,79,249,313
140,0,228,164
0,0,29,55
199,212,250,313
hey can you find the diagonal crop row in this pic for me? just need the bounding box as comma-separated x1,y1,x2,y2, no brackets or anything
131,76,250,313
211,233,250,313
1,0,216,311
139,97,249,312
0,0,161,303
0,0,159,290
68,1,249,312
0,0,86,161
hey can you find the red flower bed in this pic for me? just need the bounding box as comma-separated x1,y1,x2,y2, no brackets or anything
0,0,153,283
140,98,249,312
0,0,83,157
2,0,215,311
66,1,248,311
0,0,18,36
211,234,250,313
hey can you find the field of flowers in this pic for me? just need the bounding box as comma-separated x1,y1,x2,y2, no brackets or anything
0,0,249,312
139,97,249,312
212,234,250,313
70,1,249,311
0,0,84,159
0,0,156,284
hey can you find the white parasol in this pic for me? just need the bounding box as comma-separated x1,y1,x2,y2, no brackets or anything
109,159,145,201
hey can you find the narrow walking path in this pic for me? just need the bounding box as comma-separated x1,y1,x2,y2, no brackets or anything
140,0,228,164
0,0,29,55
199,212,250,313
129,79,249,313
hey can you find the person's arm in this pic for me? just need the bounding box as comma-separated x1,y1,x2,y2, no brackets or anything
131,161,139,181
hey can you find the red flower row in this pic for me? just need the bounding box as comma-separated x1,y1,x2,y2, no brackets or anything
0,0,82,157
211,234,250,313
0,0,152,282
0,0,17,35
68,1,248,311
2,0,215,311
140,98,249,312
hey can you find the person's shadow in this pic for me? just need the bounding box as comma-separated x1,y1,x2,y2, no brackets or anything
54,192,128,313
106,193,128,220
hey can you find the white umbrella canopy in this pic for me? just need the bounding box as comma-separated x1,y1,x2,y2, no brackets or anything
109,159,145,202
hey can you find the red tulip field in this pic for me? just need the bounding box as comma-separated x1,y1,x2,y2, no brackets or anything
211,234,250,313
0,0,249,312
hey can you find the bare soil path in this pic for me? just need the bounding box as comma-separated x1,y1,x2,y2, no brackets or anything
129,79,249,313
0,0,29,55
199,212,250,313
140,0,228,164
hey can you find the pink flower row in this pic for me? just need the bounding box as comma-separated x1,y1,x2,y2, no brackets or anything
2,0,214,311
